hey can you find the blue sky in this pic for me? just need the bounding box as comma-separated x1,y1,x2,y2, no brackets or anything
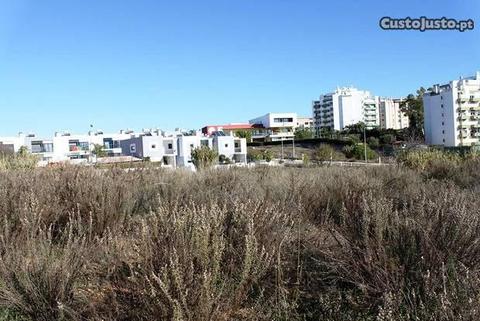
0,0,479,136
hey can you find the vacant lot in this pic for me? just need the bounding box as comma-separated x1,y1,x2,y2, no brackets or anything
0,159,479,320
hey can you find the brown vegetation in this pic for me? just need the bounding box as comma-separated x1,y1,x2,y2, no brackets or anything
0,159,478,320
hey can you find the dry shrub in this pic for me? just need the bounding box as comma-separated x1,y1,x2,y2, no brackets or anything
0,165,477,320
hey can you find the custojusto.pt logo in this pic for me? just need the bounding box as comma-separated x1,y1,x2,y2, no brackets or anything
379,16,474,32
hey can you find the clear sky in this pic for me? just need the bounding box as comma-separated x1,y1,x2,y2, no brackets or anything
0,0,479,136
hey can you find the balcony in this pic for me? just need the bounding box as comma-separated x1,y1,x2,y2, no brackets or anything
270,132,294,139
69,145,89,152
104,147,122,155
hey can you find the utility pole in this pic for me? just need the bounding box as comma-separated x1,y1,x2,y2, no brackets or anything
363,125,367,163
281,120,285,160
292,134,296,159
281,138,284,161
88,124,94,164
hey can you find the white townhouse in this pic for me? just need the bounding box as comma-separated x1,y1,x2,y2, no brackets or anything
0,133,55,165
120,131,177,167
0,133,36,154
212,133,247,163
1,129,248,169
51,130,134,164
175,133,248,169
176,135,213,169
248,112,298,142
312,87,379,134
424,72,480,147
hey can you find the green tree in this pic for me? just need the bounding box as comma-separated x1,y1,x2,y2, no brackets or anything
367,137,380,149
0,146,38,170
92,144,108,158
314,144,336,162
318,127,334,138
342,143,377,161
218,154,232,164
294,127,314,140
342,122,366,135
17,146,30,157
248,149,263,162
191,146,218,170
235,130,252,143
401,87,426,140
263,150,273,162
380,133,396,145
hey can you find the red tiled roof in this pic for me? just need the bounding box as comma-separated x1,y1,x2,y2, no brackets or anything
202,123,265,134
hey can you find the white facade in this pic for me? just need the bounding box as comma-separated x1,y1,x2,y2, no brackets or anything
249,112,297,141
313,87,379,134
50,131,133,164
297,117,313,129
0,129,248,169
378,98,410,130
176,135,212,169
121,133,177,166
424,72,480,147
176,134,247,169
0,133,56,165
0,133,35,154
213,135,247,163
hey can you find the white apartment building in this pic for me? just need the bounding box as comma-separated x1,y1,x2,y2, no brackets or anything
378,98,409,130
424,72,480,147
313,87,379,134
297,116,314,129
249,112,297,142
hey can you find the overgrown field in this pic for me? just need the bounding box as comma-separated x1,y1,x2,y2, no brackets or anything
0,158,479,320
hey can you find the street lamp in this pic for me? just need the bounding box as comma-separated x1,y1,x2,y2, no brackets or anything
363,124,367,163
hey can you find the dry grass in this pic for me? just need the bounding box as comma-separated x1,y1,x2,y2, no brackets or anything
0,162,478,320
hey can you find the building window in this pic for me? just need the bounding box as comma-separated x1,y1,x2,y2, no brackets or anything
168,143,173,149
190,144,194,148
225,144,228,148
151,144,156,149
234,142,239,148
442,130,445,134
442,122,444,125
130,144,136,153
273,117,294,123
443,139,445,143
441,104,444,108
201,140,209,146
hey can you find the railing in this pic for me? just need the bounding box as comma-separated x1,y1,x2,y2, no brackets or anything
69,145,90,152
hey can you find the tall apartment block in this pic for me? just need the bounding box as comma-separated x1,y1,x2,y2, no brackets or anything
424,72,480,147
378,98,409,130
312,87,379,135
